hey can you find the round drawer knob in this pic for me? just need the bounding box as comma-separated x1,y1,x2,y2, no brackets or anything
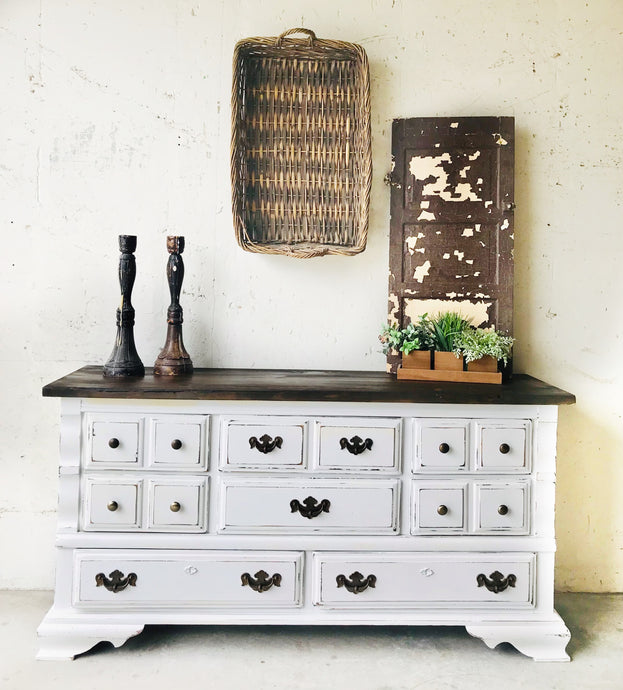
438,443,450,454
170,502,181,512
171,439,183,450
107,501,119,512
498,504,509,515
108,438,120,449
499,443,510,454
437,505,448,516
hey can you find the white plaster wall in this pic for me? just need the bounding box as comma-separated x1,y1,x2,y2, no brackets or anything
1,0,622,591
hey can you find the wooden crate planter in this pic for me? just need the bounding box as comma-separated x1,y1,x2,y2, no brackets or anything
231,28,371,258
397,352,502,384
401,350,432,370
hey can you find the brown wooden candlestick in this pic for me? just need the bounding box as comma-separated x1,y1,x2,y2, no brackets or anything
103,235,145,378
154,236,193,376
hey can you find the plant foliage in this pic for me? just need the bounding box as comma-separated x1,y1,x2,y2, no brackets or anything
429,311,473,352
452,327,515,365
379,314,435,354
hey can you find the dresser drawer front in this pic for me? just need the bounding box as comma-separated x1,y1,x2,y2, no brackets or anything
84,479,141,530
316,418,400,472
416,421,469,472
222,419,306,470
89,419,141,465
475,482,530,533
149,417,207,470
413,483,466,531
149,479,208,531
74,550,303,608
476,421,530,472
219,480,400,534
314,553,534,608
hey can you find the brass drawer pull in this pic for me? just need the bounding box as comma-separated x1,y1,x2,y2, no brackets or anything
336,571,377,594
171,439,183,450
95,569,137,593
290,496,330,519
498,504,509,515
477,570,516,594
241,570,282,592
107,501,119,512
499,443,510,454
108,438,120,449
339,435,373,455
437,504,448,516
170,502,181,512
249,434,283,454
438,442,450,454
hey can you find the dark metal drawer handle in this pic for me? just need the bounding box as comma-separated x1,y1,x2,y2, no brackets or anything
437,504,448,516
171,439,183,450
477,571,516,594
95,569,137,593
108,438,120,449
290,496,330,519
498,504,509,515
336,571,377,594
249,434,283,454
241,570,282,592
107,501,119,512
499,443,510,454
438,442,450,454
339,435,373,455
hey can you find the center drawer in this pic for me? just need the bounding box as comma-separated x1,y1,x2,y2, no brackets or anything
73,550,303,608
313,552,535,608
218,479,400,534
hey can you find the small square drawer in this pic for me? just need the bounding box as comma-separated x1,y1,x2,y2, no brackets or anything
475,482,530,533
84,479,141,530
149,416,208,470
413,482,466,532
89,419,141,465
316,418,400,472
219,479,400,534
149,479,208,531
476,421,530,472
221,418,306,470
415,421,469,472
74,550,303,608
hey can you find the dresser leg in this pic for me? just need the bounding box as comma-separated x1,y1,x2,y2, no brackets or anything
37,613,144,660
465,613,571,662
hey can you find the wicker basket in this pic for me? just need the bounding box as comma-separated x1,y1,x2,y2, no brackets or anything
231,28,371,258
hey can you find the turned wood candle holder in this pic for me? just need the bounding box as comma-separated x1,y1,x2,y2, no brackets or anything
154,236,193,376
103,235,145,378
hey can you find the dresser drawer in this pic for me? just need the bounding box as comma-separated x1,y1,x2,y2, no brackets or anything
412,482,467,532
88,418,141,466
221,418,306,470
415,420,469,472
316,418,400,472
148,416,208,470
219,479,400,534
474,482,530,534
476,421,530,472
148,478,208,531
84,478,142,530
313,552,534,608
73,550,303,608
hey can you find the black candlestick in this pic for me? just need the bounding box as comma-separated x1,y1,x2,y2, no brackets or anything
154,236,193,376
103,235,145,377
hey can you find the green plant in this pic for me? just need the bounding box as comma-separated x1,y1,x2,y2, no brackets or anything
430,311,473,352
452,327,515,365
379,314,435,355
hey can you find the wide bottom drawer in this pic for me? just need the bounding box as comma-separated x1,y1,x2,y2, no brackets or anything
313,552,535,609
73,550,303,608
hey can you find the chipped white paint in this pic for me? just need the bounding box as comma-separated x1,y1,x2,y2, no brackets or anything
493,133,508,146
404,299,491,327
475,224,481,232
420,200,430,209
501,218,510,230
388,292,400,322
484,201,493,208
450,122,459,128
413,260,431,283
443,252,450,259
465,259,474,264
477,177,483,185
468,151,481,161
405,236,418,254
461,228,474,237
408,153,482,203
453,250,464,261
474,272,481,277
417,210,436,221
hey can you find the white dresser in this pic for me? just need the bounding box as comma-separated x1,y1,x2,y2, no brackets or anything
38,367,574,661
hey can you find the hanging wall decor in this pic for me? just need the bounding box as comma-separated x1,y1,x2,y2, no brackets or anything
231,27,371,258
103,235,145,378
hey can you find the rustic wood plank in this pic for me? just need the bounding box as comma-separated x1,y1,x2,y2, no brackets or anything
42,366,575,405
396,366,502,384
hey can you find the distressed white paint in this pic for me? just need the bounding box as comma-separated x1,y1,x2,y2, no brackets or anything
1,0,623,594
413,260,431,283
404,299,491,327
417,210,436,221
409,153,482,203
501,219,510,230
462,228,474,237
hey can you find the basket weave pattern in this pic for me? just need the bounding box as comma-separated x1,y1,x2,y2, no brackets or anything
231,28,371,257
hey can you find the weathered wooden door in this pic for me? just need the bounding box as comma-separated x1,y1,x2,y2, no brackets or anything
387,117,514,372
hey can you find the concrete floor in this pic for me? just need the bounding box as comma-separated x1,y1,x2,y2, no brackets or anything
1,592,622,690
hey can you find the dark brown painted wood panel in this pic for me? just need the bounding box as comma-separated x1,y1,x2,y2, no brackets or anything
42,367,574,405
388,117,514,372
